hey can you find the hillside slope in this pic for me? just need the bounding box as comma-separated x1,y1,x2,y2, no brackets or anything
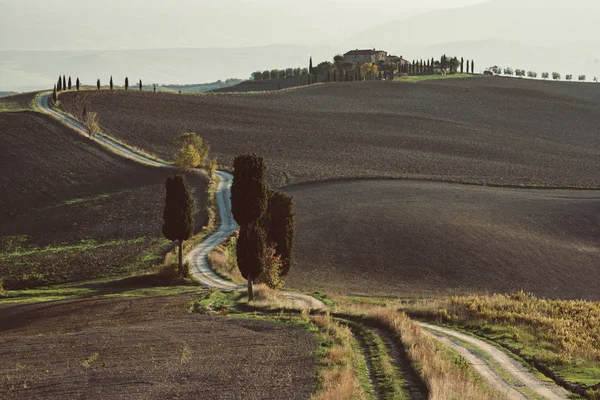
0,112,207,289
60,77,600,188
285,179,600,300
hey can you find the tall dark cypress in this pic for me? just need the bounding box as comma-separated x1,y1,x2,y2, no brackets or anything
466,60,470,74
68,76,72,90
57,76,62,92
139,79,142,91
162,175,195,274
97,79,101,90
110,76,113,90
76,78,80,90
471,60,475,74
52,84,57,102
63,76,66,91
232,154,268,300
125,77,129,91
265,190,295,276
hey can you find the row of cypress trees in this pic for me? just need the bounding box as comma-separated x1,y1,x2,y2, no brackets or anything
56,75,80,92
231,154,295,300
161,154,295,300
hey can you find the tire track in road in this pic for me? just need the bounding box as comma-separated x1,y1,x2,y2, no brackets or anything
420,322,570,400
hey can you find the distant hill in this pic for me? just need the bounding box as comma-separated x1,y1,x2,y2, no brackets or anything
162,79,243,93
212,75,311,93
0,45,340,92
348,0,600,77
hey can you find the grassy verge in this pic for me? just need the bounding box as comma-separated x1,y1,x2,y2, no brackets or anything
206,233,245,285
393,73,475,83
401,292,600,397
310,313,368,400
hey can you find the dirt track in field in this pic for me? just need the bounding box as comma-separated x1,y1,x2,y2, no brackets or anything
60,77,600,188
0,112,207,288
0,296,317,399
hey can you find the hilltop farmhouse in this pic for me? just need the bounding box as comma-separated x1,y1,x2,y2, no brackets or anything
344,49,408,66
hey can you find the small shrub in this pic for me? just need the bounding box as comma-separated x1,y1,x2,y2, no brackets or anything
84,112,100,137
209,157,218,176
156,262,190,285
257,246,284,290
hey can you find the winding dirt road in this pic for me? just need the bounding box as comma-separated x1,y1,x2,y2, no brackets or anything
37,91,324,310
38,90,570,395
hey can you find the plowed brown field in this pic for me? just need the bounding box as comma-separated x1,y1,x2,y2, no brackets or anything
60,77,600,188
0,112,208,289
0,295,317,399
284,179,600,300
57,78,600,299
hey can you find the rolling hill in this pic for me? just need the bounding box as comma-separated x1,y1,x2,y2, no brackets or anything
0,110,208,289
56,77,600,299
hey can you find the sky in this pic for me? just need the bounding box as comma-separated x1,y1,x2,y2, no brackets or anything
1,0,599,91
0,0,488,50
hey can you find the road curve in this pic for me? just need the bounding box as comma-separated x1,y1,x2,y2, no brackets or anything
37,92,324,309
421,322,569,400
37,92,166,168
38,90,568,393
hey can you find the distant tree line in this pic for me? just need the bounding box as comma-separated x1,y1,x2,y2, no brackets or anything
301,53,476,85
251,67,309,81
488,66,597,82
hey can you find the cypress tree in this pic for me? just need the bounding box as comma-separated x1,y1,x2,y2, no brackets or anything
466,60,470,74
461,58,464,74
110,76,113,90
82,106,87,121
57,76,62,92
68,76,72,90
139,79,142,91
162,175,195,274
471,60,475,74
76,78,80,90
63,76,66,91
52,85,57,103
265,190,295,276
97,79,100,90
232,154,267,227
125,77,129,91
231,154,268,300
237,222,266,300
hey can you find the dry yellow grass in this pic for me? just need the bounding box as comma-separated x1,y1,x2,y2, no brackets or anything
206,240,245,285
404,292,600,364
251,283,297,309
366,307,506,400
311,313,364,400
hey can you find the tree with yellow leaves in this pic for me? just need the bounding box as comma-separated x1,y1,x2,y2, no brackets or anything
360,62,378,80
173,132,211,171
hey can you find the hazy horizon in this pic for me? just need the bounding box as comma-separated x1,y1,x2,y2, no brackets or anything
1,0,599,91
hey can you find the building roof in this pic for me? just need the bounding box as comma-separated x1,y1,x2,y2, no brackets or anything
344,49,386,56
